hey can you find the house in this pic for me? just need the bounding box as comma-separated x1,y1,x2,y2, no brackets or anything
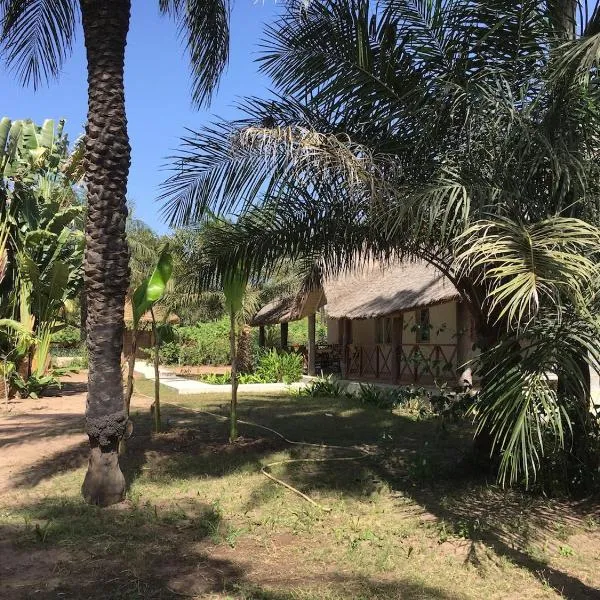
251,261,476,386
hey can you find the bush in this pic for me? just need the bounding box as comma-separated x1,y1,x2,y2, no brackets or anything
51,325,81,348
159,318,231,366
354,383,473,418
300,375,345,398
254,349,303,384
197,349,303,384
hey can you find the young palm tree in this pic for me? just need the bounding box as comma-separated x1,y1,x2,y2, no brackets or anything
163,0,600,486
0,0,230,506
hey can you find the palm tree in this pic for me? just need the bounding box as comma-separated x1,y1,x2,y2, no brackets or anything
0,0,230,506
163,0,600,487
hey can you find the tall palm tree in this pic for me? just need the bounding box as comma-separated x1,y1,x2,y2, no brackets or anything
0,0,230,506
163,0,600,487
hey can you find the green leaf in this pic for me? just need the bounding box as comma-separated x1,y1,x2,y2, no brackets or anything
132,245,173,327
46,206,84,234
0,117,11,158
39,119,54,149
146,244,173,303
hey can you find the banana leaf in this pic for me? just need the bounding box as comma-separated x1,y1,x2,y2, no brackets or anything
132,244,173,327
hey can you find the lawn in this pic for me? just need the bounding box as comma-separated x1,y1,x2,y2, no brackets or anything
0,377,598,600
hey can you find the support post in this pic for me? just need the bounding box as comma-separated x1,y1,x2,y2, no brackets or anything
258,325,266,348
391,315,402,383
280,321,288,351
456,301,473,388
340,318,349,378
307,313,316,376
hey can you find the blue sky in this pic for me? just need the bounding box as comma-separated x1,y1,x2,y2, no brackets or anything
1,2,282,233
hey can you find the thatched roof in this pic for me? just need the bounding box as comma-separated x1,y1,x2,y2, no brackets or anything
123,300,180,328
324,261,459,319
250,288,325,326
250,261,458,325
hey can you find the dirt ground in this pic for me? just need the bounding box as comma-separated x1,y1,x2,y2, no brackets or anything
0,371,152,496
0,373,599,600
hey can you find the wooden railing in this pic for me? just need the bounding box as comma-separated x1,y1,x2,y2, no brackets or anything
344,343,457,383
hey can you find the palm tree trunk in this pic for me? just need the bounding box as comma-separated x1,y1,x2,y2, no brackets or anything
469,317,504,471
124,328,137,417
80,0,131,507
229,309,238,442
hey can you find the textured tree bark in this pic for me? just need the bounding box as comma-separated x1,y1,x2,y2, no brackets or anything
455,301,473,389
80,0,131,507
124,328,137,417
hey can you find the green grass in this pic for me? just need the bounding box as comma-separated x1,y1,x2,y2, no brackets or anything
1,379,598,600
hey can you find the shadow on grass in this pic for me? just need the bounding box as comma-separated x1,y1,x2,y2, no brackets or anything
4,387,599,600
0,493,468,600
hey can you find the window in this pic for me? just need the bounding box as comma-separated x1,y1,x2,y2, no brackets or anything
375,317,392,344
416,309,430,343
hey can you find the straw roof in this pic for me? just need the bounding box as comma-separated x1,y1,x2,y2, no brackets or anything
250,261,458,325
250,288,325,326
324,261,459,319
123,300,180,328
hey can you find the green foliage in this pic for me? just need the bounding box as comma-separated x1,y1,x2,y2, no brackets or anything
11,372,57,399
253,348,303,384
0,118,84,398
159,319,231,366
354,383,474,421
132,245,173,328
300,374,345,398
199,372,232,385
50,324,80,347
197,349,303,384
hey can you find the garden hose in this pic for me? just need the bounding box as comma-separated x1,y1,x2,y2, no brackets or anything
133,386,373,512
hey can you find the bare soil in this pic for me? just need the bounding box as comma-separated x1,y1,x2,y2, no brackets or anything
0,374,598,600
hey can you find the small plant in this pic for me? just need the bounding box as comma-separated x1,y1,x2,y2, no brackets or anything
253,348,303,384
200,372,232,385
559,544,574,557
196,350,303,385
10,372,58,399
300,374,344,397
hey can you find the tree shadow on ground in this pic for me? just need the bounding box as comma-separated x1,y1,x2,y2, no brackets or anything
0,495,468,600
0,412,84,449
3,390,599,599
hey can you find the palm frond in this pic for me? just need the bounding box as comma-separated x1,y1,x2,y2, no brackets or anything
474,314,600,486
455,217,600,328
0,0,79,87
159,0,230,107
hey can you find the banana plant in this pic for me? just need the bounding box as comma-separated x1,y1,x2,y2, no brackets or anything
125,244,173,433
0,118,84,398
223,264,249,442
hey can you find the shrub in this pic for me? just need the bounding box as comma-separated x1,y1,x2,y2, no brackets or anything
300,375,345,398
51,325,81,348
354,383,474,419
197,349,303,384
254,349,303,384
158,318,231,366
